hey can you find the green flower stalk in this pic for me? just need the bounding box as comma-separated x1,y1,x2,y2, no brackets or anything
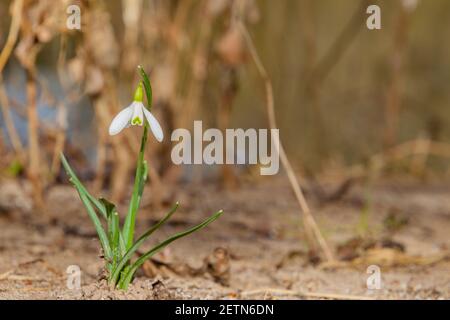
61,66,223,290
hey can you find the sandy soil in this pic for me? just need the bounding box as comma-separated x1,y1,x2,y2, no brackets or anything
0,176,449,300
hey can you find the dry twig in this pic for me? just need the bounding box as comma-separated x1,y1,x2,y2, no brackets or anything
0,75,25,161
241,288,375,300
0,0,24,73
0,0,25,162
237,21,334,262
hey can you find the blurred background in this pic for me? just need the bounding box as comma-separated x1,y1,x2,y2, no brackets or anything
1,0,450,299
1,0,450,206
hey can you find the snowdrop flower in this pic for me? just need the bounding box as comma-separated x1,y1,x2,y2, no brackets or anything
108,83,163,142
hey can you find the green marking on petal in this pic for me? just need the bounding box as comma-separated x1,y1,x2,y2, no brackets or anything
133,83,144,102
132,117,142,125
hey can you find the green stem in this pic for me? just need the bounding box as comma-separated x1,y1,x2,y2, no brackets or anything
110,202,179,285
122,125,148,249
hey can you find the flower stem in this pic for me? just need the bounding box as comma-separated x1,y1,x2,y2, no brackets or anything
122,124,148,249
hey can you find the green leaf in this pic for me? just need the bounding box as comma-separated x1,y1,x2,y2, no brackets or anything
60,153,111,259
60,153,107,219
119,209,223,289
78,191,112,259
99,198,116,219
111,202,179,285
138,65,153,110
99,198,121,272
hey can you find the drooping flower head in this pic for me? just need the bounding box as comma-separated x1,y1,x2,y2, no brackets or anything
108,83,163,142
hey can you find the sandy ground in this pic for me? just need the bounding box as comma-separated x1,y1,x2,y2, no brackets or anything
0,176,449,300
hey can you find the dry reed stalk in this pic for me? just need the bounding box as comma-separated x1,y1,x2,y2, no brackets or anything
215,2,248,188
409,136,430,175
302,0,368,160
370,139,450,172
50,34,69,179
83,1,122,196
183,27,212,127
218,68,239,189
383,4,410,148
237,21,334,262
168,0,194,121
121,0,143,74
150,0,194,186
13,0,60,210
241,288,375,300
181,1,215,185
299,0,316,72
0,269,14,280
298,0,330,161
0,75,25,161
92,96,109,194
0,0,24,73
309,0,368,86
0,0,25,162
342,138,450,181
25,67,44,209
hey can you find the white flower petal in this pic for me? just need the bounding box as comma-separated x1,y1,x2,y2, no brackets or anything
109,105,133,135
143,108,164,142
131,102,144,126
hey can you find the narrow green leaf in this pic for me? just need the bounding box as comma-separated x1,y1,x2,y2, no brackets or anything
122,129,148,250
60,153,107,219
110,212,120,273
60,153,111,259
111,202,179,285
99,198,120,272
99,198,116,219
119,210,223,289
138,65,153,110
78,191,112,259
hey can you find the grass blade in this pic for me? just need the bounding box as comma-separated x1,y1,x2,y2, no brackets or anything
119,209,223,289
138,65,153,110
99,198,120,272
111,202,179,284
60,153,111,259
60,153,107,219
78,191,112,259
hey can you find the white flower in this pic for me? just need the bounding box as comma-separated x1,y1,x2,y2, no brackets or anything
108,84,163,142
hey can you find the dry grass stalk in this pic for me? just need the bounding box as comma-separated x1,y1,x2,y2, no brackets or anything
25,66,44,208
383,4,410,148
237,21,334,262
0,75,25,161
0,0,25,163
241,288,375,300
0,268,43,282
217,68,239,189
370,138,450,174
338,138,450,182
0,0,24,73
320,248,450,270
309,0,368,86
50,34,69,179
